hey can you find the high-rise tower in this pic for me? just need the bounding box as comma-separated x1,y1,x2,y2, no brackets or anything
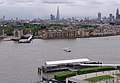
116,8,120,19
50,14,55,20
98,12,101,21
56,6,60,21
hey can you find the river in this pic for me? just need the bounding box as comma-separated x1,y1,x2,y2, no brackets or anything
0,36,120,83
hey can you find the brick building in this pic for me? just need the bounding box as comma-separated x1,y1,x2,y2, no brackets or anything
38,28,78,39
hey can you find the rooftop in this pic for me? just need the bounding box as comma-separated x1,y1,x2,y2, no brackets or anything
45,58,90,66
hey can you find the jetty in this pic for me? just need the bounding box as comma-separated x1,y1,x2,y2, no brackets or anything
11,37,20,41
18,35,33,43
38,58,101,73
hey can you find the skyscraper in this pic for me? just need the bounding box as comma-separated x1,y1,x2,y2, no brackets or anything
3,15,5,20
116,8,120,19
109,14,114,22
98,12,101,21
56,6,60,21
50,14,55,20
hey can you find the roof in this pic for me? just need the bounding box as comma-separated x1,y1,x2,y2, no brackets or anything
45,58,90,66
80,64,120,67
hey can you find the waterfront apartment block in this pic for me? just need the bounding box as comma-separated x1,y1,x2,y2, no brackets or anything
91,26,120,36
0,28,4,39
78,25,120,37
13,29,24,38
38,28,78,39
38,25,120,39
78,28,92,37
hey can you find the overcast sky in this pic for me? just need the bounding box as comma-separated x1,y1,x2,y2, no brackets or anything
0,0,120,19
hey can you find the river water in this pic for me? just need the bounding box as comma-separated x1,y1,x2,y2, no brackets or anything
0,36,120,83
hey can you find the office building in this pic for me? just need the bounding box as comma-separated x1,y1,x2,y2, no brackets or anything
50,14,55,20
98,12,101,21
109,14,114,22
116,8,120,19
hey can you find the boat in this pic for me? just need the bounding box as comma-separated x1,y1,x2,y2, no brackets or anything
63,47,71,52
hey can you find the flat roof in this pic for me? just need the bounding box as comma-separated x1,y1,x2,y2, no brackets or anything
45,58,90,65
80,64,120,66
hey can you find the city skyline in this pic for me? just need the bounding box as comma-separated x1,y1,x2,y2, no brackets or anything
0,0,120,19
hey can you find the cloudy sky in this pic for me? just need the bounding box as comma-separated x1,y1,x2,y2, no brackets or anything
0,0,120,19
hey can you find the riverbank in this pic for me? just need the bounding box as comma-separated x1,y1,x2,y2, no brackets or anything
67,70,120,83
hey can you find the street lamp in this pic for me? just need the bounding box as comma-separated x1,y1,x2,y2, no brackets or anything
39,68,43,82
95,69,97,76
85,72,87,78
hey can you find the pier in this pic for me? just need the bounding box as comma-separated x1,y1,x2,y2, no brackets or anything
38,58,101,73
18,35,33,43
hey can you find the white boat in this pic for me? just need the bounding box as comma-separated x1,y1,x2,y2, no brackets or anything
63,47,71,52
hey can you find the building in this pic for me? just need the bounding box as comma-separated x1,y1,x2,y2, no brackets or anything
56,6,60,21
78,28,91,37
38,28,78,39
97,12,101,21
0,28,4,39
116,8,120,19
13,29,23,38
109,14,114,22
102,17,109,23
50,14,55,21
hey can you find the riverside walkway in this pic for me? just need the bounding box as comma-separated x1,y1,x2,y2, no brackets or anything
66,70,120,83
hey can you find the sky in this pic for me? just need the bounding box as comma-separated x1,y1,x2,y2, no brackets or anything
0,0,120,19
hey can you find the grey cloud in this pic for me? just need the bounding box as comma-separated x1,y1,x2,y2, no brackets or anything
15,0,34,3
0,0,35,6
88,1,103,5
108,0,120,6
78,0,103,5
42,0,74,4
0,1,5,5
66,0,103,7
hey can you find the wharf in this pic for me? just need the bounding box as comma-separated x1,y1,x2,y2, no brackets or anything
38,58,102,73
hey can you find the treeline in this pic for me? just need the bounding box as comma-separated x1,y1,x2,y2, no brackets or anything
2,23,99,36
2,23,68,36
75,24,99,29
